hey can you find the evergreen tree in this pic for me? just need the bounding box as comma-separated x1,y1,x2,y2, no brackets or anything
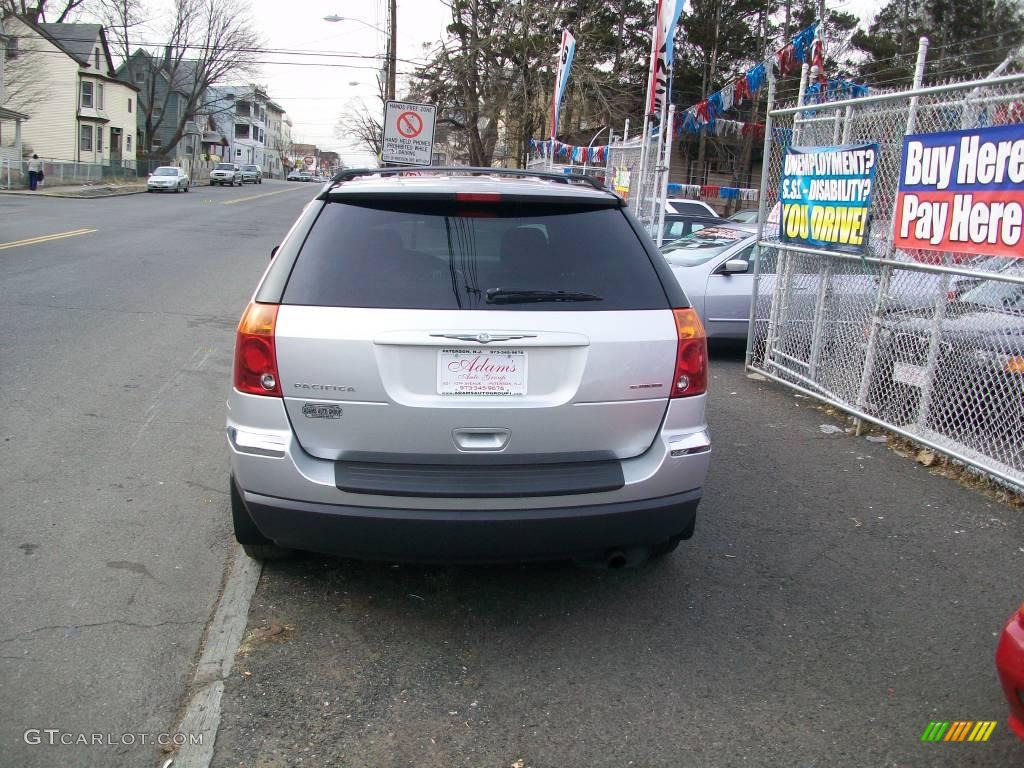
852,0,1024,87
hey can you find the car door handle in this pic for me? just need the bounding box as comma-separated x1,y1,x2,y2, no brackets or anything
452,428,511,451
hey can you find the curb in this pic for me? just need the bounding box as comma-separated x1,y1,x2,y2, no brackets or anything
163,549,261,768
0,187,148,199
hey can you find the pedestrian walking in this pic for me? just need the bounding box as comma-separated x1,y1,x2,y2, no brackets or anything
27,154,42,191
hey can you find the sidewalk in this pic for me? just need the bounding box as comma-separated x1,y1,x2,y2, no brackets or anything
0,181,148,198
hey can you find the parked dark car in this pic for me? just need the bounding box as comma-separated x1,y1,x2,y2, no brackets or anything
868,262,1024,450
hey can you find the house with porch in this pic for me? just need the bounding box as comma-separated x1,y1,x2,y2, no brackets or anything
0,14,138,171
0,19,30,166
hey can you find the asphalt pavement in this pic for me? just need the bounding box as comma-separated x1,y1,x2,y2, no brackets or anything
212,344,1024,768
0,180,317,767
2,181,1022,768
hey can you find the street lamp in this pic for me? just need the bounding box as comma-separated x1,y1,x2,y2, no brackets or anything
323,8,396,102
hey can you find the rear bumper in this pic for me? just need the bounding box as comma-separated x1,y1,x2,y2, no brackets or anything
242,487,700,562
227,389,711,561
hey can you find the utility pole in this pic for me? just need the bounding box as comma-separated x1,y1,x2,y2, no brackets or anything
387,0,397,101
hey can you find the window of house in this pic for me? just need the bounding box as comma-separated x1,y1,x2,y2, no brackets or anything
151,140,161,152
128,98,132,113
6,37,19,60
96,83,104,110
81,81,94,109
126,135,132,151
94,48,100,69
97,126,103,153
235,124,250,139
236,148,242,157
236,102,251,118
133,69,145,83
80,124,93,152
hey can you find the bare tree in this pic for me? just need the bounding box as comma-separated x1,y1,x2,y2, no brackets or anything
114,0,261,160
335,102,384,158
95,0,145,63
1,0,91,22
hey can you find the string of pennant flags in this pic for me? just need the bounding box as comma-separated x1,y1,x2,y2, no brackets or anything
532,20,870,152
676,22,824,135
528,139,608,163
666,183,760,201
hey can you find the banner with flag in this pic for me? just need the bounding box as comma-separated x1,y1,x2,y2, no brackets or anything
551,29,577,137
646,0,687,116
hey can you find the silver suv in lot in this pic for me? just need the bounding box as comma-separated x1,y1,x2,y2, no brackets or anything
228,168,711,566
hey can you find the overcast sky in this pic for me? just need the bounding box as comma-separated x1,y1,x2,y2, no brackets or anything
245,0,452,166
240,0,883,166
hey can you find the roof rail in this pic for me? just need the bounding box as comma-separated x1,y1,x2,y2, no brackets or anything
327,166,608,192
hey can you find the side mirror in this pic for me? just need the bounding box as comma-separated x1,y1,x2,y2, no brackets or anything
721,259,749,274
271,245,280,260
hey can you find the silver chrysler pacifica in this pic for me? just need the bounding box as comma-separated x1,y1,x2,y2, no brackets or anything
227,168,711,566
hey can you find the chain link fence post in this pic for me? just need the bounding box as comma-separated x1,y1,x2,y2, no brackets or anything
853,37,930,418
745,70,778,369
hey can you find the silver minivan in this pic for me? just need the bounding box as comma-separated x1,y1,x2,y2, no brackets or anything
227,169,711,566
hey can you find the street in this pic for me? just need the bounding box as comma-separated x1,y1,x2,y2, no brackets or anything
1,183,1023,767
0,180,313,767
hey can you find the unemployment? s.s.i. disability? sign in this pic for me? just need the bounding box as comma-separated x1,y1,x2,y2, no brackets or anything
780,143,879,254
894,124,1024,258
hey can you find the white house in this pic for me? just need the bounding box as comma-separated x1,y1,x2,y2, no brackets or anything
210,84,270,170
0,19,30,164
1,15,139,169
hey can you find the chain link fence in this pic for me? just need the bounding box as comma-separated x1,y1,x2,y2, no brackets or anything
606,133,662,230
746,67,1024,491
1,158,139,190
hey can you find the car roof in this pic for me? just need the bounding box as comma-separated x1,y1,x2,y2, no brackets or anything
321,168,618,203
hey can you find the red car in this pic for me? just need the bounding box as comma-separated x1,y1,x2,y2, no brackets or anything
997,602,1024,740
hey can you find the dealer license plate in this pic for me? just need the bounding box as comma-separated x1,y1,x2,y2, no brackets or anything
437,349,527,396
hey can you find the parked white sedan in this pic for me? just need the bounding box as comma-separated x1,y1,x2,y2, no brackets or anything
147,166,190,193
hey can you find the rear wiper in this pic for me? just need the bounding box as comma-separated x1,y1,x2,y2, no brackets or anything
485,288,603,304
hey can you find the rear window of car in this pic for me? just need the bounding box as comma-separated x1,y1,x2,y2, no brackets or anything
282,199,670,311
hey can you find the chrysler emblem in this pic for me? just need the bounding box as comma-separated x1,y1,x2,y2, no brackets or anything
430,332,537,345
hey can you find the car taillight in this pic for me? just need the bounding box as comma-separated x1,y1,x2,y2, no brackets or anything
671,308,707,397
233,302,281,396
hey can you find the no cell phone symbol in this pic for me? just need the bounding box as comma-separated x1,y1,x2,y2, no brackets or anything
397,111,424,139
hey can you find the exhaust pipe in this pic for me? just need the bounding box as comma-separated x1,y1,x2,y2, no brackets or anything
606,549,627,569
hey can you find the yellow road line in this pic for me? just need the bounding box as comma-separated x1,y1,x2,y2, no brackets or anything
0,228,97,250
222,187,306,206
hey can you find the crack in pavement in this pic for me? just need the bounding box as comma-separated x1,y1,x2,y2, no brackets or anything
0,619,204,644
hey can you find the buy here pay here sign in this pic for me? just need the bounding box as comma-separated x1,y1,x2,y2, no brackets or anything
894,123,1024,259
382,101,436,166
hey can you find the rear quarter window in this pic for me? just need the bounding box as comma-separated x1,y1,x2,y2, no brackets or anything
281,200,672,311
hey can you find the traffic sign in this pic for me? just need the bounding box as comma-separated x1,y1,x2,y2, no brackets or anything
382,100,436,166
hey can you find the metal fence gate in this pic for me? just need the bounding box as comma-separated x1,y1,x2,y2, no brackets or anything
746,50,1024,491
606,132,662,230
